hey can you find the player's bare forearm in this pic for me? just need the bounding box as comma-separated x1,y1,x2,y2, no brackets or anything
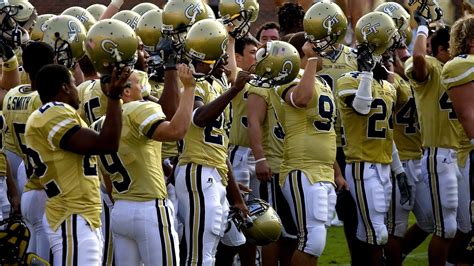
99,0,122,20
285,54,318,108
225,159,246,206
412,34,429,82
0,65,20,90
226,37,238,84
247,94,267,160
193,86,240,127
153,87,195,141
159,69,180,119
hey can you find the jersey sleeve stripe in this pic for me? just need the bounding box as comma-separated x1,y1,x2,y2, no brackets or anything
139,113,163,133
442,67,474,85
338,89,357,96
48,118,75,149
146,119,165,139
59,125,81,150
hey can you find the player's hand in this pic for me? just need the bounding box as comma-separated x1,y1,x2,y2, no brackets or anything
302,41,320,58
414,9,430,26
177,64,196,89
156,37,178,70
233,201,250,219
0,39,15,61
396,172,415,207
335,174,349,192
233,70,251,92
356,43,376,72
9,195,21,217
255,160,272,182
238,183,252,194
101,66,132,99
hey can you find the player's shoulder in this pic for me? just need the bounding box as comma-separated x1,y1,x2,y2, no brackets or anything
5,84,34,97
442,54,474,89
29,102,75,125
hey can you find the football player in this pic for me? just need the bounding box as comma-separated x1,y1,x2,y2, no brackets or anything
91,65,196,266
404,5,464,265
336,12,412,265
25,63,130,265
174,19,250,265
217,34,259,266
265,39,343,265
247,55,298,266
303,1,360,260
3,42,54,260
441,15,474,264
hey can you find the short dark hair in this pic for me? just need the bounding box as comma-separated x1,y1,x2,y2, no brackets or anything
35,64,71,103
255,22,280,41
235,34,260,55
288,32,306,59
22,41,55,80
431,26,450,57
278,2,305,35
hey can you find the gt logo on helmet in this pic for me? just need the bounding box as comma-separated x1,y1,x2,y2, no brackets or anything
383,4,398,17
126,17,139,29
185,4,203,20
67,20,80,42
101,39,124,61
361,23,380,38
323,13,340,31
77,11,88,23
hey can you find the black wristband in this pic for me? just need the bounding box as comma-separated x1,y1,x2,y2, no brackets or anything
106,93,122,100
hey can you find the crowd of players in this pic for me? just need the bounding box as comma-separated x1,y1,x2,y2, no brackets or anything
0,0,474,265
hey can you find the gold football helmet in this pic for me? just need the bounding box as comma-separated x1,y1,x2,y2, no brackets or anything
86,4,106,21
407,0,443,23
0,0,37,47
6,0,37,30
183,18,228,79
375,2,410,48
355,12,398,55
218,0,259,39
42,15,87,69
131,2,160,16
62,6,96,31
112,10,141,30
240,199,282,245
29,14,54,41
303,1,347,53
161,0,209,46
136,9,163,52
251,40,300,87
85,19,139,75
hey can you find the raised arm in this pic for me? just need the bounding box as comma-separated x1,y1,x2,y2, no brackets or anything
193,71,250,127
99,0,123,20
152,64,195,141
282,42,319,108
411,9,430,82
0,41,20,90
63,67,131,155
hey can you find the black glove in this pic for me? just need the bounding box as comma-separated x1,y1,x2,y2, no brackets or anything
396,172,415,207
356,43,375,72
156,38,177,70
0,39,15,61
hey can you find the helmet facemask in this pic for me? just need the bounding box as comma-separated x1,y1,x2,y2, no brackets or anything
185,53,227,81
408,0,443,23
222,9,253,39
54,35,75,69
0,5,26,48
